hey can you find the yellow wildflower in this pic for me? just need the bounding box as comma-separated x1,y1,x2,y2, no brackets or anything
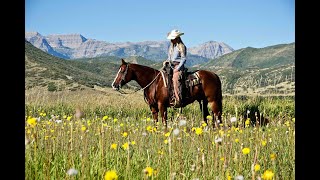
164,132,171,137
245,118,250,127
262,169,274,180
202,122,207,127
261,140,267,146
122,132,128,137
122,142,129,150
113,118,118,123
164,139,168,144
270,153,276,160
242,147,250,155
227,174,232,180
195,128,203,135
254,164,260,171
285,121,290,127
144,167,153,177
81,126,86,132
27,117,37,127
67,116,72,121
235,138,239,143
111,144,117,150
158,150,164,155
102,116,109,120
63,115,67,119
220,157,225,161
219,129,224,136
206,115,213,120
146,126,153,132
104,170,118,180
120,123,124,127
146,118,151,122
131,141,136,145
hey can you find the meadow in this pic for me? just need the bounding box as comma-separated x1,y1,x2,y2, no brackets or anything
25,87,295,180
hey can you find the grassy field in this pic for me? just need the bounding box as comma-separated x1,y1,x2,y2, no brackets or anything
25,87,295,180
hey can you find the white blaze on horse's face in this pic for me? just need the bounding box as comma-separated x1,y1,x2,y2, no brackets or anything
112,64,127,90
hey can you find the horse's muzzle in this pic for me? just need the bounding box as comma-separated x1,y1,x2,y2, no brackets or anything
111,83,120,91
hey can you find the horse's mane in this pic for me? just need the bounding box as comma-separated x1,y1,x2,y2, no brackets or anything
129,63,159,73
129,63,161,105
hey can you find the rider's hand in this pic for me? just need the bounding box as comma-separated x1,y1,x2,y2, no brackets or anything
174,68,179,73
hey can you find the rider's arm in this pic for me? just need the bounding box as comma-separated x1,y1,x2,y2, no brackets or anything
176,44,187,71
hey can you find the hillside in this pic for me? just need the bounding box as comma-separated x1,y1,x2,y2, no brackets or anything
201,43,295,69
200,43,295,95
25,40,118,90
26,40,295,96
25,41,165,91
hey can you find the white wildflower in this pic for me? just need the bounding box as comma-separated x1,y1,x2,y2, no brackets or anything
235,175,244,180
55,120,62,123
215,137,223,143
67,168,78,176
142,132,147,136
178,119,187,126
190,164,196,171
173,128,180,136
230,117,237,123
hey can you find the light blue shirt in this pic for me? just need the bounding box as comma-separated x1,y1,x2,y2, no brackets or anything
167,45,186,71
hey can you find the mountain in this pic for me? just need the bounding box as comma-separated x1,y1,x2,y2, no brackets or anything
25,39,164,91
25,32,234,66
189,41,234,59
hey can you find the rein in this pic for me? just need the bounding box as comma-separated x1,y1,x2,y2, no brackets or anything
118,65,161,95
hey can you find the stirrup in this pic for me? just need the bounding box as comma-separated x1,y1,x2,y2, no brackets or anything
170,98,182,108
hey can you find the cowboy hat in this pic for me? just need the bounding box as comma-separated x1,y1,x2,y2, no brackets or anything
167,29,184,39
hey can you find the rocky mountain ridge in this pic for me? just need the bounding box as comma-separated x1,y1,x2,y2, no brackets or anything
25,32,234,65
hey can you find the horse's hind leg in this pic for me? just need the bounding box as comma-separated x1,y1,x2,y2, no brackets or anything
199,100,209,125
210,100,222,129
150,106,159,127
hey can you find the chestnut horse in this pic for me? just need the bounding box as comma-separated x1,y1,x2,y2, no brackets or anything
112,59,222,128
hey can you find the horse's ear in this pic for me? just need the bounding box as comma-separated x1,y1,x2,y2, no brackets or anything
121,59,127,65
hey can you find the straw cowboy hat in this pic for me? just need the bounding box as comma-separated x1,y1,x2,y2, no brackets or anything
167,29,184,39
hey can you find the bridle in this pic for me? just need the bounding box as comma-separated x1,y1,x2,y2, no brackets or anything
115,63,161,94
120,63,129,85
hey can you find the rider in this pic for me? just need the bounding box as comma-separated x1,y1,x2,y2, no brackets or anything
166,29,187,107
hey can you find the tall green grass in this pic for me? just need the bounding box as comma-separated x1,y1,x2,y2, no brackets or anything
25,88,294,179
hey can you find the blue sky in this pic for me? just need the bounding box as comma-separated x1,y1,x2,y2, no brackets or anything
25,0,294,50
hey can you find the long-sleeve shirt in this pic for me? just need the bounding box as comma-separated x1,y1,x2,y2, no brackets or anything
167,42,187,71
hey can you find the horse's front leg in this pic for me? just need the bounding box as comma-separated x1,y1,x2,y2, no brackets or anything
158,102,168,128
150,106,159,127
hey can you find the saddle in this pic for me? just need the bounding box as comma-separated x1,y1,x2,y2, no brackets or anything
161,61,201,107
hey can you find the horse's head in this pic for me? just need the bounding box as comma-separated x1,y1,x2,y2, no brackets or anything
112,59,132,90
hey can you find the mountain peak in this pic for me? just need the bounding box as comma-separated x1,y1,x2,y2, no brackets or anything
189,41,234,59
45,34,87,48
25,32,43,38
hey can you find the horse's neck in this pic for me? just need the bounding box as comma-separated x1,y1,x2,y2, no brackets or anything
132,65,159,88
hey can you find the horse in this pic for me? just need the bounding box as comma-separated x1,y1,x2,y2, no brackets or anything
111,59,223,128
